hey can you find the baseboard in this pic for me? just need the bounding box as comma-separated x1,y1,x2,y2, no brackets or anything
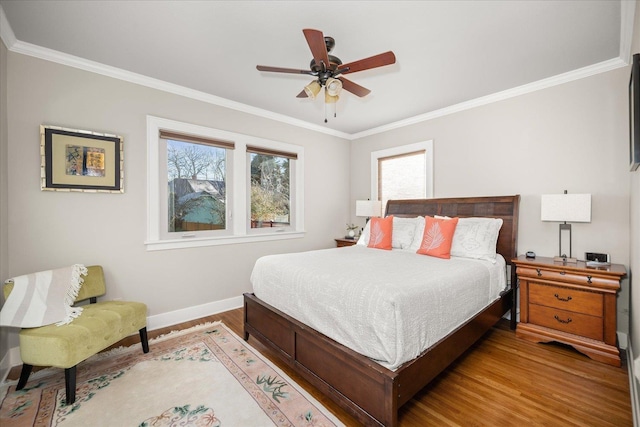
0,352,7,383
1,295,244,375
620,331,629,350
146,294,243,331
628,340,639,427
0,346,21,383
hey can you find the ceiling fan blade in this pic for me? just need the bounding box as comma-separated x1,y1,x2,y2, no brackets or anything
256,65,313,75
339,51,396,74
338,77,371,97
303,29,330,69
296,89,308,98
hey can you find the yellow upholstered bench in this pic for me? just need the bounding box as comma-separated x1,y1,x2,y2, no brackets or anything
3,265,148,404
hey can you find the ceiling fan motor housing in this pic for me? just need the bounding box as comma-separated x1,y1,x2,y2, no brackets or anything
310,55,343,74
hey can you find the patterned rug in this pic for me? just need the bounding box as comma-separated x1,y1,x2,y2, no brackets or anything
0,322,344,427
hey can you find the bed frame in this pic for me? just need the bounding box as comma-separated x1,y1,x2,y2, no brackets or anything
244,195,520,426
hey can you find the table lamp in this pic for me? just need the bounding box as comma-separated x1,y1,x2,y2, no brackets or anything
541,191,591,263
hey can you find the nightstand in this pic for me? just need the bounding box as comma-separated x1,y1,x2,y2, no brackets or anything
335,238,357,247
513,255,626,367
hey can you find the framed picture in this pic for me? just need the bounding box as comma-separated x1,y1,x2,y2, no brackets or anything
41,125,124,192
630,53,640,172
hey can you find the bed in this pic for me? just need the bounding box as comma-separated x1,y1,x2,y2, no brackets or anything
243,195,520,426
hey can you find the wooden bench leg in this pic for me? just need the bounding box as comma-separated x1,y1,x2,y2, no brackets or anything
65,366,76,405
139,327,149,353
16,364,33,390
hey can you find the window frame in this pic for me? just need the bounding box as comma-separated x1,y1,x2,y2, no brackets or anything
246,144,297,235
370,140,434,211
146,115,305,251
161,133,232,240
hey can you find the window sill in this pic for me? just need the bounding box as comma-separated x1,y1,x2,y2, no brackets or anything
145,230,306,251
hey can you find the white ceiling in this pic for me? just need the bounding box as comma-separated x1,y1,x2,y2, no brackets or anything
0,1,632,137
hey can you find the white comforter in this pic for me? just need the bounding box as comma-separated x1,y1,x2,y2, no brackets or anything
251,245,507,370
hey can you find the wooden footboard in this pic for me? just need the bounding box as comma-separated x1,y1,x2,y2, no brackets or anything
244,288,513,426
244,292,399,426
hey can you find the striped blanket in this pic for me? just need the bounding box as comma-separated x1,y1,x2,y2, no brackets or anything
0,264,87,328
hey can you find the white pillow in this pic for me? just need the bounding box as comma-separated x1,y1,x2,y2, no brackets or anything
450,217,503,262
392,217,418,249
409,216,426,251
356,216,418,249
356,221,370,246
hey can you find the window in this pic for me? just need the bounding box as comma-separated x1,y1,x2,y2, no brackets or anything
247,145,296,230
371,141,433,212
162,130,232,235
147,116,304,250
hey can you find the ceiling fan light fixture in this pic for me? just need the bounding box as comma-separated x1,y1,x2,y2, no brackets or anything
325,77,343,96
324,88,339,104
304,80,321,99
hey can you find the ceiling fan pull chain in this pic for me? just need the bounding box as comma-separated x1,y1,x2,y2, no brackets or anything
324,102,328,123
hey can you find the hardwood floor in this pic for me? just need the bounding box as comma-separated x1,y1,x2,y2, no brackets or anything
8,308,633,426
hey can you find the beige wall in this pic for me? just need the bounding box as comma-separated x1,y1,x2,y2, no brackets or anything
2,52,350,356
629,1,640,378
351,67,631,335
0,38,8,357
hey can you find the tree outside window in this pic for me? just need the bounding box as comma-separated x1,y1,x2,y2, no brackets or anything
250,153,290,228
167,140,226,232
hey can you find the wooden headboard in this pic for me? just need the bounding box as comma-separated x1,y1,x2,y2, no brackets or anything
385,195,521,265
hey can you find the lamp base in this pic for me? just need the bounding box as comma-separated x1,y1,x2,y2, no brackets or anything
553,256,578,264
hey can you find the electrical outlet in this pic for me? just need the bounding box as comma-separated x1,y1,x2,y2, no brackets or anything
585,252,609,263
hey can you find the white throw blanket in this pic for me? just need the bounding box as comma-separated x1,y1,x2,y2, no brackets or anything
0,264,88,328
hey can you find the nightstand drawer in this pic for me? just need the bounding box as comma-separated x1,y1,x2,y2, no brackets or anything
529,305,603,341
529,283,603,316
517,266,618,288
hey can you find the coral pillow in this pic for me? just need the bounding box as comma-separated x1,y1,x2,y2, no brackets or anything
417,216,459,259
367,216,393,250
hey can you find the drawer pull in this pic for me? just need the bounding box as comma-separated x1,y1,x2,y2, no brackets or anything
559,271,566,275
554,293,572,302
554,315,572,324
586,275,592,284
536,268,542,277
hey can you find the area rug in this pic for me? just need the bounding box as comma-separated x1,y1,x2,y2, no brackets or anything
0,322,345,427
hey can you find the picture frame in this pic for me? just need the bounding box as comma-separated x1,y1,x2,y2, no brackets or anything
41,125,124,192
630,53,640,172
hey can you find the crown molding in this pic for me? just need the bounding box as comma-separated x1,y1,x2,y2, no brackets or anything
350,57,628,140
9,40,351,140
0,5,16,50
0,9,350,141
0,2,633,141
620,0,637,64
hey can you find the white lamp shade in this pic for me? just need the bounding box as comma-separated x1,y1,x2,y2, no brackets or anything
356,200,382,218
541,194,591,223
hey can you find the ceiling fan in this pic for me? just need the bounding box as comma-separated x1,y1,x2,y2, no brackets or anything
256,29,396,119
